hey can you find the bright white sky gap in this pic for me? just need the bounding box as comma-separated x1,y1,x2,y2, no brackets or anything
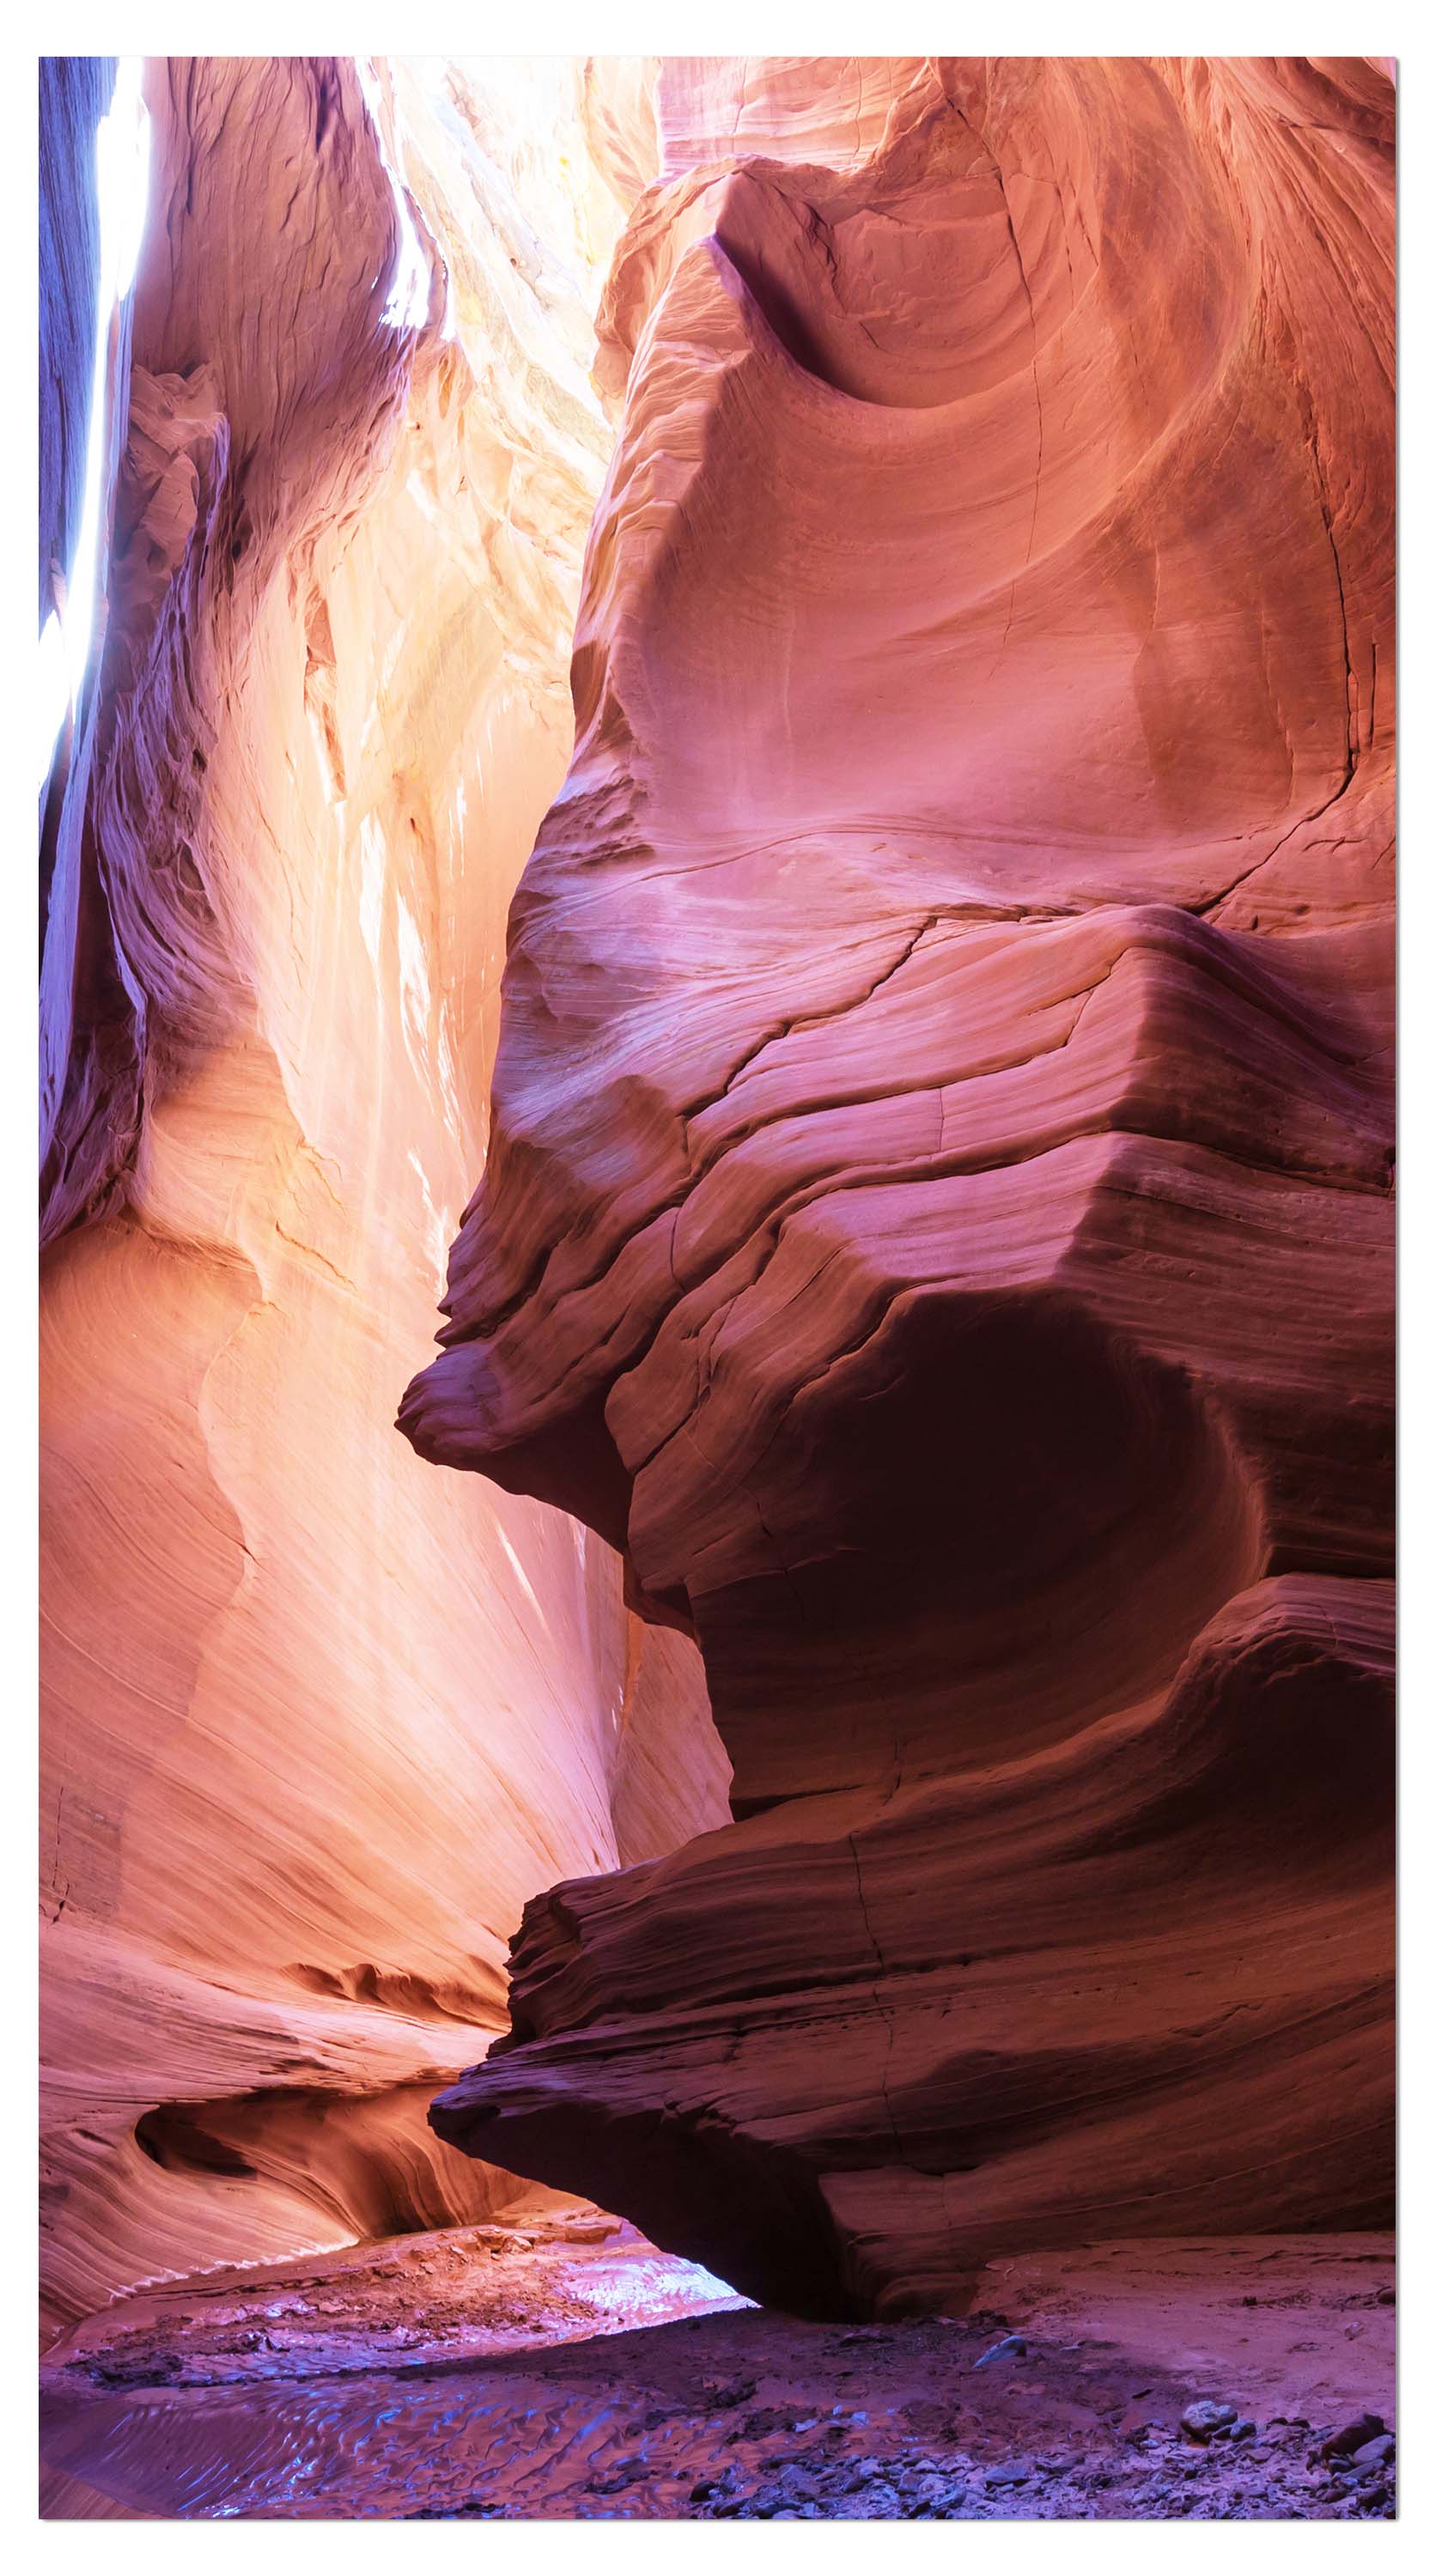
38,55,150,793
355,58,437,333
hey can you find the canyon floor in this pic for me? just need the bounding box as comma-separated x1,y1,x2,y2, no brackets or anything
40,2220,1395,2521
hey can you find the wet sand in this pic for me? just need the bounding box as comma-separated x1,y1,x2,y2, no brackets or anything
40,2224,1395,2520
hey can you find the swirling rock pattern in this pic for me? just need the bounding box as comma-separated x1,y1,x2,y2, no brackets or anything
406,57,1395,2316
39,56,727,2342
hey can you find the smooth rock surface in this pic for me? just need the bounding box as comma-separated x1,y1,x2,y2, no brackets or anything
404,57,1395,2314
39,54,727,2343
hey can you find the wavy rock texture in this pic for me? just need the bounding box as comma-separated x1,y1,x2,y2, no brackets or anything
408,57,1396,2316
39,53,727,2344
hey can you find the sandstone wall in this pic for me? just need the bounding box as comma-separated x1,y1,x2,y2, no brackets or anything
40,54,727,2342
407,56,1396,2318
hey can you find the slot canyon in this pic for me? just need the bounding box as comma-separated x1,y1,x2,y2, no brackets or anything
38,52,1395,2523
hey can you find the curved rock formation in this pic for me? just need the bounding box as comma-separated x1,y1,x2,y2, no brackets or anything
40,54,726,2343
406,57,1396,2315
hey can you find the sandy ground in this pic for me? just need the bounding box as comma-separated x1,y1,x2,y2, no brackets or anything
40,2221,1395,2520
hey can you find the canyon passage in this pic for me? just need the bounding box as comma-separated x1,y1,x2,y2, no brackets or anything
40,52,1395,2522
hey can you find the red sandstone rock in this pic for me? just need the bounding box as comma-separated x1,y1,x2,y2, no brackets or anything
39,55,726,2342
406,57,1395,2314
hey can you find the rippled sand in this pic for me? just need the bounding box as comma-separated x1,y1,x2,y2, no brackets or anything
40,2226,1394,2519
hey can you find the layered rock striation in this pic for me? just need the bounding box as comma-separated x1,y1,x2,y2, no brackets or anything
39,54,727,2342
406,57,1396,2315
